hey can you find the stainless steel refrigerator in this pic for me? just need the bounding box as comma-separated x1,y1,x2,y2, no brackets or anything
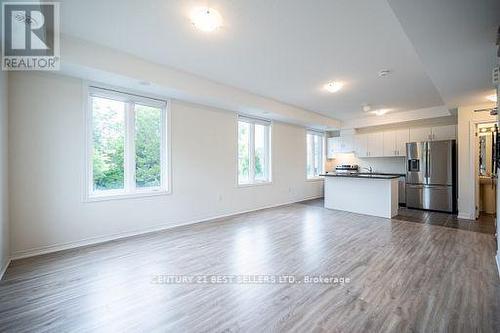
406,140,457,213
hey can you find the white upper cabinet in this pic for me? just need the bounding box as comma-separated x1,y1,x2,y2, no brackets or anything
395,129,409,156
409,125,456,142
409,127,432,142
354,134,368,157
366,132,384,157
327,135,354,158
326,137,341,158
383,130,397,156
431,125,456,141
340,134,354,153
329,125,454,159
383,129,409,157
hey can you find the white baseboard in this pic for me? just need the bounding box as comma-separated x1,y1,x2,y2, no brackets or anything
457,212,475,220
0,258,11,281
11,195,323,260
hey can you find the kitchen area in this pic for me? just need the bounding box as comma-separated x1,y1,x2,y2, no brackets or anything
322,123,457,218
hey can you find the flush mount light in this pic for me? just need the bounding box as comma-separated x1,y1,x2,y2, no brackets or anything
324,81,343,93
486,94,497,102
373,109,390,116
190,7,223,32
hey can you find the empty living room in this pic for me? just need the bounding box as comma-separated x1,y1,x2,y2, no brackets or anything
0,0,499,332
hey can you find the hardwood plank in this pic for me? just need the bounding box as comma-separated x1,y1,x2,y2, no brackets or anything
0,201,498,332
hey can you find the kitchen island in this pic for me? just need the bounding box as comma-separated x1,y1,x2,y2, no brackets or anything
321,173,399,218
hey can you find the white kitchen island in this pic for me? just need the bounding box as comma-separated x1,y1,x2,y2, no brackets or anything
322,173,399,218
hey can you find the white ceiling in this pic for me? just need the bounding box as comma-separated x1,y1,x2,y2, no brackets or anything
387,0,500,109
56,0,496,121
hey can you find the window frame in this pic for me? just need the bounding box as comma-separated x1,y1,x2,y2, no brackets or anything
84,85,171,202
237,115,272,186
306,129,325,180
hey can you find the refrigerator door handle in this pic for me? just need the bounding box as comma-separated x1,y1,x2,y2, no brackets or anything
427,142,431,181
423,142,428,183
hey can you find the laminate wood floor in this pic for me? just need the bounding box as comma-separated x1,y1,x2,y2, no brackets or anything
1,200,499,332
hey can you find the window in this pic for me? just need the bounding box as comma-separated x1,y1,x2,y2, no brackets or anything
306,130,325,179
87,87,169,199
238,116,271,185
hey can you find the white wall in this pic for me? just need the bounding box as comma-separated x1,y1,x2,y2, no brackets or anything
61,36,341,130
8,72,324,258
0,69,9,276
457,103,496,220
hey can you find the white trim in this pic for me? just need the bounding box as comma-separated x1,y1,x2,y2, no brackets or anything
237,115,272,185
0,258,11,281
83,82,171,202
468,119,498,219
457,212,475,220
496,254,500,278
306,130,325,179
10,195,324,260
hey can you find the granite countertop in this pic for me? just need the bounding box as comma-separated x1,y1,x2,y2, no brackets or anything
320,172,401,179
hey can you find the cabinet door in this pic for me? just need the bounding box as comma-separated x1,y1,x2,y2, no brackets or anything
354,134,368,157
383,130,397,156
341,135,354,153
395,129,410,156
409,127,432,142
367,132,384,157
431,125,456,141
327,137,341,158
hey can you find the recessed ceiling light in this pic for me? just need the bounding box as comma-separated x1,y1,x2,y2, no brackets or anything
190,7,223,32
324,81,343,93
486,94,497,102
362,104,371,112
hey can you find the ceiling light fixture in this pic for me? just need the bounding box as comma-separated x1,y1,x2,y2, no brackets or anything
324,81,343,93
486,94,497,102
373,109,390,116
362,104,371,112
190,7,223,32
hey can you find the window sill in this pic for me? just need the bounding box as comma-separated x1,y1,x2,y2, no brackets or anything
85,190,171,203
237,181,273,188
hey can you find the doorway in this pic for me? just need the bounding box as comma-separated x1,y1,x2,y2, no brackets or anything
476,122,497,218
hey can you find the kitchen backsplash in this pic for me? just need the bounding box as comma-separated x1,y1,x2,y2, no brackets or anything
326,153,406,174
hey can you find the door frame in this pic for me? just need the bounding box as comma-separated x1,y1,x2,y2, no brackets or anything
470,120,498,219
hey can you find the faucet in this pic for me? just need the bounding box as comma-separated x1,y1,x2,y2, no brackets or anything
362,166,373,173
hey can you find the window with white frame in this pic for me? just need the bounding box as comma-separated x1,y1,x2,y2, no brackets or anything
238,116,271,185
306,130,325,179
87,86,169,199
